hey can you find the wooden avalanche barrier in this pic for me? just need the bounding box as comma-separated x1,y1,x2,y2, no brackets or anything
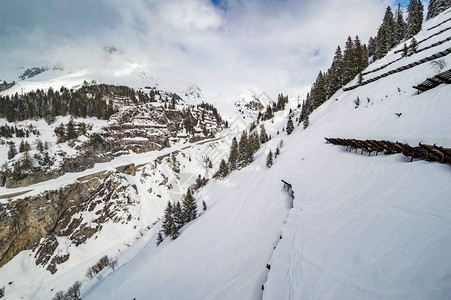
325,138,451,165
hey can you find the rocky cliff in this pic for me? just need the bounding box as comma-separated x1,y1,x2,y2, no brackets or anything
0,170,138,273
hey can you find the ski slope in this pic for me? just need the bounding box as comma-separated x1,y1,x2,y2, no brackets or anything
83,10,451,300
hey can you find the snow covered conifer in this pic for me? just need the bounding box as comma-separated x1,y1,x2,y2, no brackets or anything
275,146,280,158
303,114,310,129
8,143,17,159
173,201,184,231
407,0,423,38
66,118,77,140
415,1,424,35
343,36,355,83
328,46,344,92
202,200,207,211
409,37,418,55
162,201,175,237
182,189,197,223
228,137,238,170
249,131,260,154
377,6,395,58
237,131,252,168
19,139,25,152
266,150,273,168
259,125,268,144
394,4,407,44
353,36,365,74
286,116,294,135
36,139,44,153
21,150,32,170
403,43,408,56
218,159,228,178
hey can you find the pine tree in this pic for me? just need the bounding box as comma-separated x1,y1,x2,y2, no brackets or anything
394,4,407,44
21,150,32,170
218,159,228,178
362,44,369,69
156,232,164,246
19,139,26,153
274,146,280,158
415,1,424,34
403,43,409,56
36,139,44,153
407,0,423,38
329,46,344,92
248,131,260,154
353,35,364,75
343,36,355,83
259,125,268,144
407,0,417,38
286,116,294,135
171,202,185,240
377,6,395,58
66,119,77,140
162,202,175,237
42,150,50,166
299,101,308,125
368,37,377,60
182,189,197,223
311,71,327,108
266,150,273,168
303,114,310,129
228,137,238,171
12,161,23,181
202,200,207,211
409,37,418,55
237,131,252,168
8,143,17,159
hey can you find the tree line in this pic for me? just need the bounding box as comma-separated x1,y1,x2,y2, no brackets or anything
300,0,424,125
368,1,423,60
0,83,153,123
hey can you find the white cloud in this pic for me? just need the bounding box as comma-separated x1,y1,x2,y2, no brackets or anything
0,0,406,98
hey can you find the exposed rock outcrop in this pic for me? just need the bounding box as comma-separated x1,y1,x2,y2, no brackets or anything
0,170,138,273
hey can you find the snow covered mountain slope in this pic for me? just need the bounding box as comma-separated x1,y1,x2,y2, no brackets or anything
1,8,450,300
83,11,451,300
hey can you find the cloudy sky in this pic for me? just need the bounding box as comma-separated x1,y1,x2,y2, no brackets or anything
0,0,429,97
